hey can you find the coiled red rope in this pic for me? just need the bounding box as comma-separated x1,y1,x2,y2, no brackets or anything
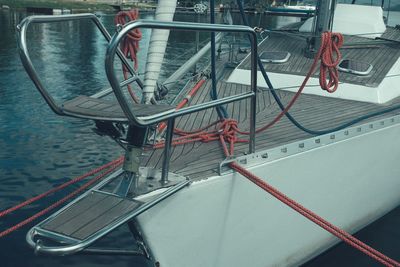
115,9,142,103
319,32,344,93
234,31,344,136
115,10,142,70
0,157,123,238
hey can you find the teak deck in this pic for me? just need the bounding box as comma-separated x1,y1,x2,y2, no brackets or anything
143,80,400,180
239,27,400,87
141,27,400,181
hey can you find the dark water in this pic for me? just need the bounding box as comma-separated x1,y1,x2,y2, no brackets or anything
0,8,399,267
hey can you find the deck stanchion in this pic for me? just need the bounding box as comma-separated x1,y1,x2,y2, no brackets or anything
161,118,175,185
249,32,257,154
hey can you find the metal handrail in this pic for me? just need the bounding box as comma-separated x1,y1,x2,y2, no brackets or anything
16,13,142,115
24,19,258,257
105,19,258,152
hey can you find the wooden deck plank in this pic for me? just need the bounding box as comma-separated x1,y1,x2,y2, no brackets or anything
239,27,400,87
142,27,400,180
143,79,400,180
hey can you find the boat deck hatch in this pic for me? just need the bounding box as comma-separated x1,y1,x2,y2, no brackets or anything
338,59,373,76
260,51,291,63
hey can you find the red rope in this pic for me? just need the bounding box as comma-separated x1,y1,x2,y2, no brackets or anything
158,78,207,132
156,31,344,147
115,9,142,103
234,31,343,136
229,161,400,267
319,32,344,93
153,30,395,264
0,157,124,238
175,79,207,110
154,119,247,149
115,9,142,71
0,156,123,219
215,121,399,266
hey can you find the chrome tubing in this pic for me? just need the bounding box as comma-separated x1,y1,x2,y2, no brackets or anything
26,178,191,256
16,13,142,115
105,19,258,153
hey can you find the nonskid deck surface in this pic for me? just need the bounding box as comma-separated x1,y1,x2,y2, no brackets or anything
143,77,400,180
41,191,142,240
238,27,400,87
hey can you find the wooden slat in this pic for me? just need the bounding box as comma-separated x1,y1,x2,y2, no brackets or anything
238,27,400,87
42,192,141,240
143,78,400,180
142,28,400,180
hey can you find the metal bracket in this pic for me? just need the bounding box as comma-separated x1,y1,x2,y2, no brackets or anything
129,167,187,196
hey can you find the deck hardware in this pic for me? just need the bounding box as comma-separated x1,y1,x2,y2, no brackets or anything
330,134,335,139
357,127,362,132
344,130,349,135
338,59,373,76
299,143,305,148
281,147,287,153
260,51,291,63
315,139,321,144
116,24,123,32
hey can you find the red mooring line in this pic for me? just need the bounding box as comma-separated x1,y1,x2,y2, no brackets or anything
0,157,123,238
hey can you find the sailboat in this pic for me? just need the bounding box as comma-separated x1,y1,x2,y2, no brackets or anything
14,0,400,266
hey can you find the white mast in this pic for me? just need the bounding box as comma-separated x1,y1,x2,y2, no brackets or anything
142,0,177,104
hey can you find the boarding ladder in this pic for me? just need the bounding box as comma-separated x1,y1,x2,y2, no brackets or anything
17,14,257,256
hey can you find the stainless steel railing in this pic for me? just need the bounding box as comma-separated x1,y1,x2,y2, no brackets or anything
105,19,258,184
16,13,143,115
105,19,258,148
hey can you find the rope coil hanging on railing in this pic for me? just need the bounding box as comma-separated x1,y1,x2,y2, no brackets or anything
115,9,142,103
115,10,142,70
319,31,344,93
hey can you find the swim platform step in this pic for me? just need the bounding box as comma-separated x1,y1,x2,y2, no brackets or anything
26,170,190,255
62,95,174,122
41,190,142,241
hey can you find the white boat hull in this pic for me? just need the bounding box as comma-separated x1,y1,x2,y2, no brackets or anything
137,117,400,266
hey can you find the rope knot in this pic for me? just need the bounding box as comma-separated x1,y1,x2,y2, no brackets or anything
319,31,344,93
199,133,212,142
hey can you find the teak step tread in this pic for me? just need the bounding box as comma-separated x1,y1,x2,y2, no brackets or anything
41,191,142,240
62,95,174,122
